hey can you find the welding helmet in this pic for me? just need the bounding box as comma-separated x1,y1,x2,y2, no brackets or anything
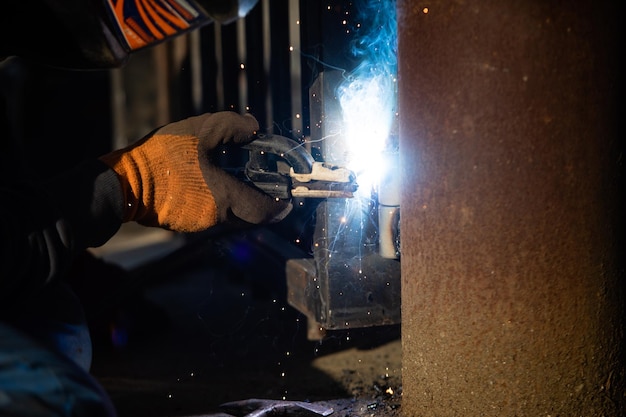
1,0,258,70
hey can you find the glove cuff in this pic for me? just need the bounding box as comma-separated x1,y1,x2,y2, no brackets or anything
44,159,125,249
98,148,143,223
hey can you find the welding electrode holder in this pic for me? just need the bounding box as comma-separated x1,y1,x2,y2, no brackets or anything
242,134,358,200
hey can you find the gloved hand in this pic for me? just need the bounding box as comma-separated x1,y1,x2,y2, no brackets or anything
99,111,292,232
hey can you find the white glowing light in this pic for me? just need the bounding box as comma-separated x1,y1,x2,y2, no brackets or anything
339,72,396,192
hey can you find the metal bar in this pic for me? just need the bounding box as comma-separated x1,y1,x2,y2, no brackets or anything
262,0,273,131
109,68,127,149
214,23,225,110
237,18,248,113
288,0,302,137
398,0,625,414
153,43,170,126
189,29,203,114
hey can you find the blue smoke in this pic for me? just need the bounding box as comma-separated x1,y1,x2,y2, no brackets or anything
337,0,398,192
346,0,398,80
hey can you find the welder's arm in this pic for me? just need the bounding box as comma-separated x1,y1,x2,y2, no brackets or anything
0,111,291,298
0,161,124,296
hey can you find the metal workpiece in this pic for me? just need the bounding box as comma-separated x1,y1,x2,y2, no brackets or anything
312,198,401,329
377,205,400,259
377,151,401,259
285,70,401,340
285,197,402,340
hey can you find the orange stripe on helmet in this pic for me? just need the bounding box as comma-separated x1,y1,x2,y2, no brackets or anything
110,0,149,49
135,0,165,40
142,0,177,35
108,0,207,51
147,0,190,31
111,0,124,15
125,17,156,45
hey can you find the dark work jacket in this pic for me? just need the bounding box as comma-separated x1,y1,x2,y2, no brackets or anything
0,58,124,302
0,160,124,301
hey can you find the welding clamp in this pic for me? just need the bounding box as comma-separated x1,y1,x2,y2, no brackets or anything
242,134,358,200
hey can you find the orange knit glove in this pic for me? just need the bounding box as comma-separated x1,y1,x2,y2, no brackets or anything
99,111,292,232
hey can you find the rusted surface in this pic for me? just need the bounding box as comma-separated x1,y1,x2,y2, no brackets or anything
397,0,624,415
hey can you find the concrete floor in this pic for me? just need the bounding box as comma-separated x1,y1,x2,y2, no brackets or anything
83,224,402,417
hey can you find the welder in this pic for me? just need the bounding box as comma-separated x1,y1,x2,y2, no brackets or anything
0,1,291,416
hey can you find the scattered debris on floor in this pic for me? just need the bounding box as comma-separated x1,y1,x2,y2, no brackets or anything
86,229,402,417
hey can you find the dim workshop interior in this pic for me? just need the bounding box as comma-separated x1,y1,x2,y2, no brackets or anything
1,0,623,416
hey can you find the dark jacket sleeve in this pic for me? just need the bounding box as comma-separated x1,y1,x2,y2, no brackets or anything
0,159,124,299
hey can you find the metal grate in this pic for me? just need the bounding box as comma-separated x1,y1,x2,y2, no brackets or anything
111,0,306,149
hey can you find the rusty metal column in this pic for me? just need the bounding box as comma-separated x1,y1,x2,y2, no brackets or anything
397,0,624,415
